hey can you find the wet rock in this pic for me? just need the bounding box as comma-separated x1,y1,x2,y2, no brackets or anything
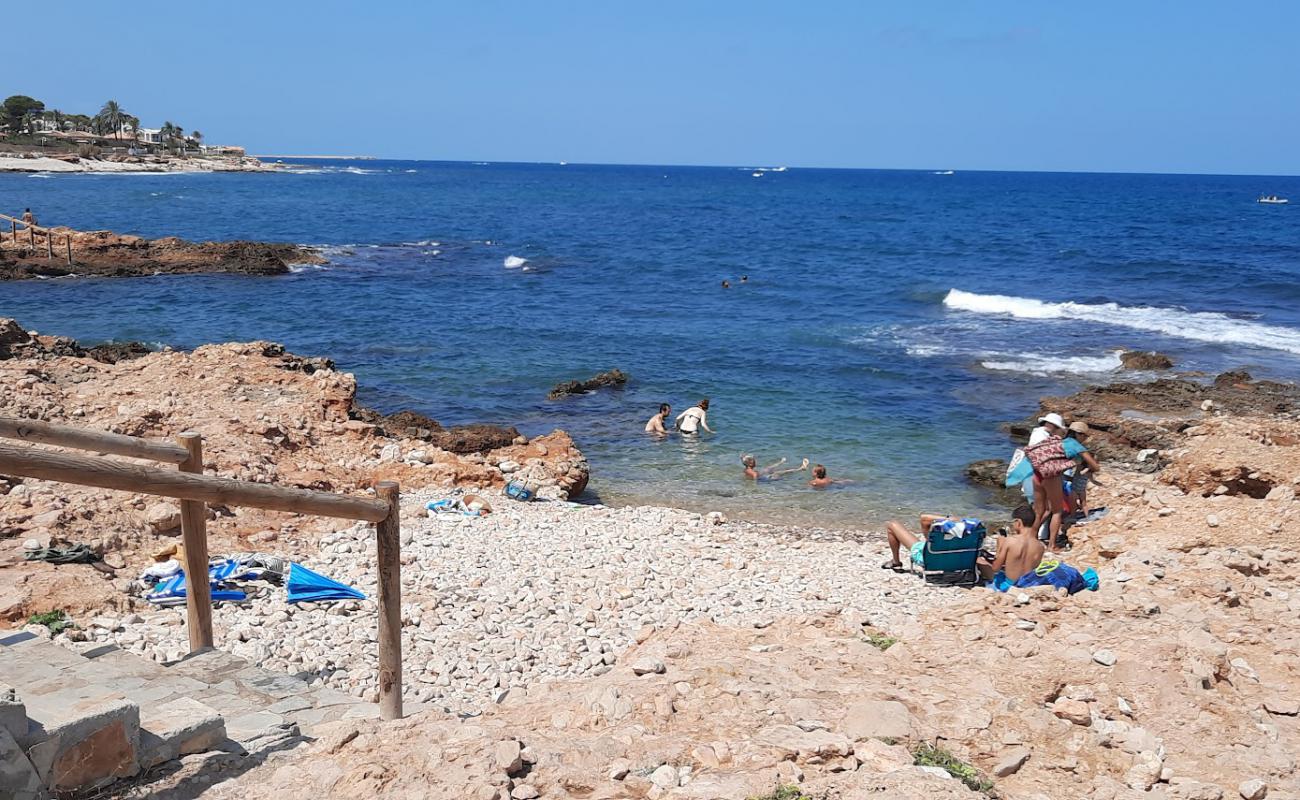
1120,351,1174,370
547,369,629,400
86,341,153,364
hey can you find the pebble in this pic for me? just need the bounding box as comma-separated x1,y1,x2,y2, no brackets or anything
85,496,956,717
1093,650,1117,667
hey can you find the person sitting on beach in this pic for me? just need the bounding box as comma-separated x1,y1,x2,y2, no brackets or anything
808,464,853,488
976,504,1045,585
1065,421,1102,518
882,512,957,572
644,403,672,435
741,454,809,480
676,398,713,434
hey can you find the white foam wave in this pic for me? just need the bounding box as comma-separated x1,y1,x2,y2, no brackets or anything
980,350,1124,375
944,289,1300,355
503,255,528,269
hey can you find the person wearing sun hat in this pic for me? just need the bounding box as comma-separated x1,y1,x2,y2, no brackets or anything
1023,411,1075,551
1065,421,1102,518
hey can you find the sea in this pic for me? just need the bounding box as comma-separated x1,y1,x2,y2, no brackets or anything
3,161,1299,528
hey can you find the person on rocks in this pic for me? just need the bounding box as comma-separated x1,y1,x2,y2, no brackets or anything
21,208,36,226
1065,421,1102,518
1023,413,1079,552
808,463,853,488
977,504,1046,587
741,454,809,480
676,398,714,435
644,403,672,436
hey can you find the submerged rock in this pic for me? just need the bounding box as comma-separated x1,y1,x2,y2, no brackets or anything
1120,350,1175,370
548,369,629,399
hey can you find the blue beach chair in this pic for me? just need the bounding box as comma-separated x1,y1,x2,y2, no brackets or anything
915,518,986,586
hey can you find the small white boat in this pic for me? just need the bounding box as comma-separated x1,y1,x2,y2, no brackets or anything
558,161,568,166
752,171,764,177
933,170,955,176
1258,195,1289,204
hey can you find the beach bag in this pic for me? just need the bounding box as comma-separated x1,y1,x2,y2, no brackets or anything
505,479,537,502
1024,436,1073,479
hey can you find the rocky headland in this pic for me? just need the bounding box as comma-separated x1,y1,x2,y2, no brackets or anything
0,153,287,174
2,321,1299,799
0,227,325,280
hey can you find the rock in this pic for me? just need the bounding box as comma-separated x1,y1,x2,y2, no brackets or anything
1120,351,1174,371
379,444,402,462
993,747,1031,777
1263,698,1299,716
649,764,679,788
143,502,182,534
843,699,914,741
510,784,539,800
432,424,521,455
1099,535,1126,559
1265,485,1295,503
547,369,629,400
1206,514,1220,528
1238,779,1268,800
1126,751,1164,791
852,739,913,772
631,658,666,676
494,740,523,775
1051,698,1092,726
607,759,631,780
497,460,521,474
1093,650,1117,667
756,725,851,759
85,341,153,364
1168,778,1226,800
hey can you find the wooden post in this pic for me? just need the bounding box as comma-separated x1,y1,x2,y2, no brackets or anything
176,432,214,653
45,232,53,259
66,235,73,266
374,481,403,720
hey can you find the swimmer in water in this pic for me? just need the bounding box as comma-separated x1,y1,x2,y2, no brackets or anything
676,399,713,435
742,454,810,481
721,280,731,289
808,464,854,488
644,403,671,435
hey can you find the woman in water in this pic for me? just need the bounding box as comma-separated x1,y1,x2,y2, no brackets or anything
644,403,672,435
676,398,714,435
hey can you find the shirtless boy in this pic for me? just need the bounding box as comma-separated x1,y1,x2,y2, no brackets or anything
977,505,1044,583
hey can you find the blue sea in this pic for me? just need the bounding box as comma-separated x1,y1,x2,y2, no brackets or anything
3,161,1298,527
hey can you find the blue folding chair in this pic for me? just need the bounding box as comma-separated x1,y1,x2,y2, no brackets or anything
916,518,987,585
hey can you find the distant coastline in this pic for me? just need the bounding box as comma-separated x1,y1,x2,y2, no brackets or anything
253,154,377,160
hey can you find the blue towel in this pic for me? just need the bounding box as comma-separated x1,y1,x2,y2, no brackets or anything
987,560,1101,595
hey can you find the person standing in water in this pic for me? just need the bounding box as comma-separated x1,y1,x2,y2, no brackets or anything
676,398,714,434
644,403,672,435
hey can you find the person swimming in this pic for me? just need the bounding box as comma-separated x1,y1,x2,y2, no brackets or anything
644,403,672,435
807,463,854,488
742,454,810,481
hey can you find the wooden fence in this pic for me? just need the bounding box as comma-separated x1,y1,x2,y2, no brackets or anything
0,417,404,720
0,212,75,265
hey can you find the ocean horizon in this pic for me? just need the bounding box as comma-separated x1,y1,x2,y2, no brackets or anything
4,159,1299,527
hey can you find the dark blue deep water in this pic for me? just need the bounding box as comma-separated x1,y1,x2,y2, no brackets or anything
3,161,1299,526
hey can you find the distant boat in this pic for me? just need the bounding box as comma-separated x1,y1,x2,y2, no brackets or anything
559,161,568,166
772,166,788,172
752,171,764,177
1258,194,1289,204
933,170,955,176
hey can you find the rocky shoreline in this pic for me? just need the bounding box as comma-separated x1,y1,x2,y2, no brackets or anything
0,228,325,280
3,322,1300,799
0,153,288,174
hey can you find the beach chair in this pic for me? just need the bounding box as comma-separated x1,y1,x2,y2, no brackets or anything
915,518,986,586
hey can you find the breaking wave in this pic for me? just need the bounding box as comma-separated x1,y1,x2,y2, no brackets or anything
944,289,1300,355
503,255,528,269
979,350,1124,375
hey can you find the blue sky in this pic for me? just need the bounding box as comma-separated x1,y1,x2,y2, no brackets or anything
12,1,1300,174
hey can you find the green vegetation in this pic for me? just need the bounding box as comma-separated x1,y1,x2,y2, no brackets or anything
1,94,207,152
863,631,898,651
912,742,997,797
747,784,822,800
28,609,73,635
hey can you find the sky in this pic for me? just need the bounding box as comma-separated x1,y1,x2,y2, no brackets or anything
10,1,1300,174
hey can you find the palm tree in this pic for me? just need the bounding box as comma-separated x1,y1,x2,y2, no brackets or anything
126,116,141,140
191,130,203,146
98,100,126,140
160,121,183,153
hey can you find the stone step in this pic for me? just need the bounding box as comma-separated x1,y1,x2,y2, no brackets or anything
19,688,140,794
138,696,227,770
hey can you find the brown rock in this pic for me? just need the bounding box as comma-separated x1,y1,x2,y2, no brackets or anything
547,369,629,399
843,699,913,741
1120,351,1175,371
1051,698,1092,726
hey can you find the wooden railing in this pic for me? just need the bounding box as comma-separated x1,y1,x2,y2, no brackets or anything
0,213,75,265
0,418,404,720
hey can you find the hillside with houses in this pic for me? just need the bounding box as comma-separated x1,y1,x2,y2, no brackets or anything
1,94,276,172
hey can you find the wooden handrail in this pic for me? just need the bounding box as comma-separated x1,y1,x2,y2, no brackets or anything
0,417,189,464
0,441,389,521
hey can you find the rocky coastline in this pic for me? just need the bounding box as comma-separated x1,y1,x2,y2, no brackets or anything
0,227,325,280
2,321,1299,799
0,152,288,174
